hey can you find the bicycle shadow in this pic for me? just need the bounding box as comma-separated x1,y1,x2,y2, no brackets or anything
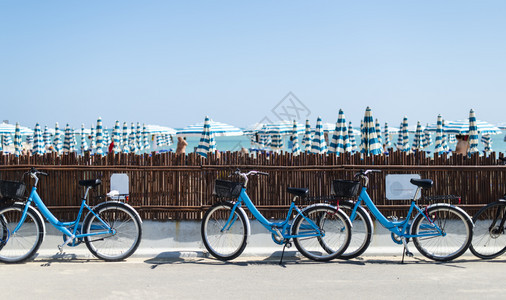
36,252,96,267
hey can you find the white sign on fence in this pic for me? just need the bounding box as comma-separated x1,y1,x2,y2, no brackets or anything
385,174,421,200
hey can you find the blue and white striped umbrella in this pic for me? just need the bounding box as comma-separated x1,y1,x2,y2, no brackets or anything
444,119,502,135
401,117,410,152
348,121,357,153
3,133,13,148
178,120,243,137
89,126,96,151
26,135,33,147
122,122,130,153
136,122,143,151
329,109,350,155
103,127,111,149
142,124,150,151
359,120,365,153
270,134,284,152
33,123,45,155
95,117,104,155
53,123,62,154
156,134,164,148
375,119,382,145
360,107,382,156
129,123,137,153
396,122,403,149
311,117,327,154
291,120,301,155
43,126,52,149
14,123,22,156
112,120,121,153
165,134,173,146
481,134,492,154
302,119,312,152
196,116,216,158
423,125,432,149
411,121,424,151
70,128,77,152
384,122,391,147
434,115,444,155
468,109,479,155
143,125,177,135
63,124,72,153
80,124,88,153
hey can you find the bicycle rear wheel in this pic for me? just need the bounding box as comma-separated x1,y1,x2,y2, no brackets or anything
412,205,473,261
0,203,44,263
292,204,351,261
201,202,248,261
337,201,373,259
83,202,142,261
470,201,506,259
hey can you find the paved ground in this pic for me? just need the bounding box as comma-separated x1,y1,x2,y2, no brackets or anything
1,255,506,299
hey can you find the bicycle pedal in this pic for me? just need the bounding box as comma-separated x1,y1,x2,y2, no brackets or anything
405,251,413,257
285,242,292,248
57,245,64,254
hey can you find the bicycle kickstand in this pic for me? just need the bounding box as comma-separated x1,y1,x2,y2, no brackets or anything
279,240,292,266
401,238,413,264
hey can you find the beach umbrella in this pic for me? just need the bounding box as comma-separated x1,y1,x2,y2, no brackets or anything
270,134,284,152
26,135,33,146
164,134,173,146
396,122,403,149
2,134,13,151
411,121,424,151
481,134,492,154
310,117,327,154
302,119,312,152
384,122,391,147
444,119,502,135
80,124,88,153
375,119,382,145
63,124,72,153
70,128,77,153
401,117,410,152
43,126,52,150
142,124,150,151
423,125,432,149
95,117,104,155
14,123,22,156
196,116,216,158
360,107,382,156
468,109,479,156
143,124,178,135
136,122,143,151
434,115,444,155
177,120,243,137
329,109,350,155
112,120,121,153
122,122,130,153
128,123,137,153
291,120,301,155
33,123,45,155
53,123,62,154
102,127,111,149
156,134,164,148
89,126,96,151
348,121,357,153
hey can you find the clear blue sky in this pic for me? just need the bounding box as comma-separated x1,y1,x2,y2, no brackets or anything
1,0,505,130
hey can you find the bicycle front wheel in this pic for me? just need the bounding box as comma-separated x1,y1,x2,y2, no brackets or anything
337,201,373,260
0,203,44,263
201,202,248,261
292,204,351,262
412,205,473,261
470,201,506,259
83,202,142,261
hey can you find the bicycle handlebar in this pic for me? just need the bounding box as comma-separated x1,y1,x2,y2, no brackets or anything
234,169,269,177
354,169,382,178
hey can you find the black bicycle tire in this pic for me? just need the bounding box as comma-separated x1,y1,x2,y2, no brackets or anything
201,201,248,261
83,202,142,261
337,201,373,260
470,201,506,259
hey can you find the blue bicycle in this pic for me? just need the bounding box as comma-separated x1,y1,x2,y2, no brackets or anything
0,168,142,263
334,169,473,262
201,169,352,262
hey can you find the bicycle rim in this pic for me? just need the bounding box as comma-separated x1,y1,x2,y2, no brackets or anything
84,204,142,261
293,205,351,261
470,201,506,259
412,206,472,261
201,203,247,261
0,205,43,263
338,202,373,259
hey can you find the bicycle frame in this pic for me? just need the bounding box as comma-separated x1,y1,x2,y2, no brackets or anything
14,186,114,241
225,188,323,240
350,186,443,239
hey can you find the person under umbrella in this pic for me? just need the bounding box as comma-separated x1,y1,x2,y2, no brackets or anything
196,116,216,158
311,116,327,154
360,107,382,156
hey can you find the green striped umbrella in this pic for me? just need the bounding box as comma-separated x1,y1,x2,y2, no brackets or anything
360,107,382,156
468,109,479,155
33,123,45,155
95,117,104,155
311,116,327,154
302,119,312,152
291,120,301,155
196,116,216,158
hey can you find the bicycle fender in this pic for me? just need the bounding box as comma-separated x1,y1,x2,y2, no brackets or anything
234,205,251,237
12,202,46,243
84,201,143,224
412,203,474,229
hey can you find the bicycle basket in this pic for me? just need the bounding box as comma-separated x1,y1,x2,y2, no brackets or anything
331,180,360,198
0,180,26,200
213,180,243,198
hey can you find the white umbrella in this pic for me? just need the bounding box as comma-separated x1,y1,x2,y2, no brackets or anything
177,120,243,137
